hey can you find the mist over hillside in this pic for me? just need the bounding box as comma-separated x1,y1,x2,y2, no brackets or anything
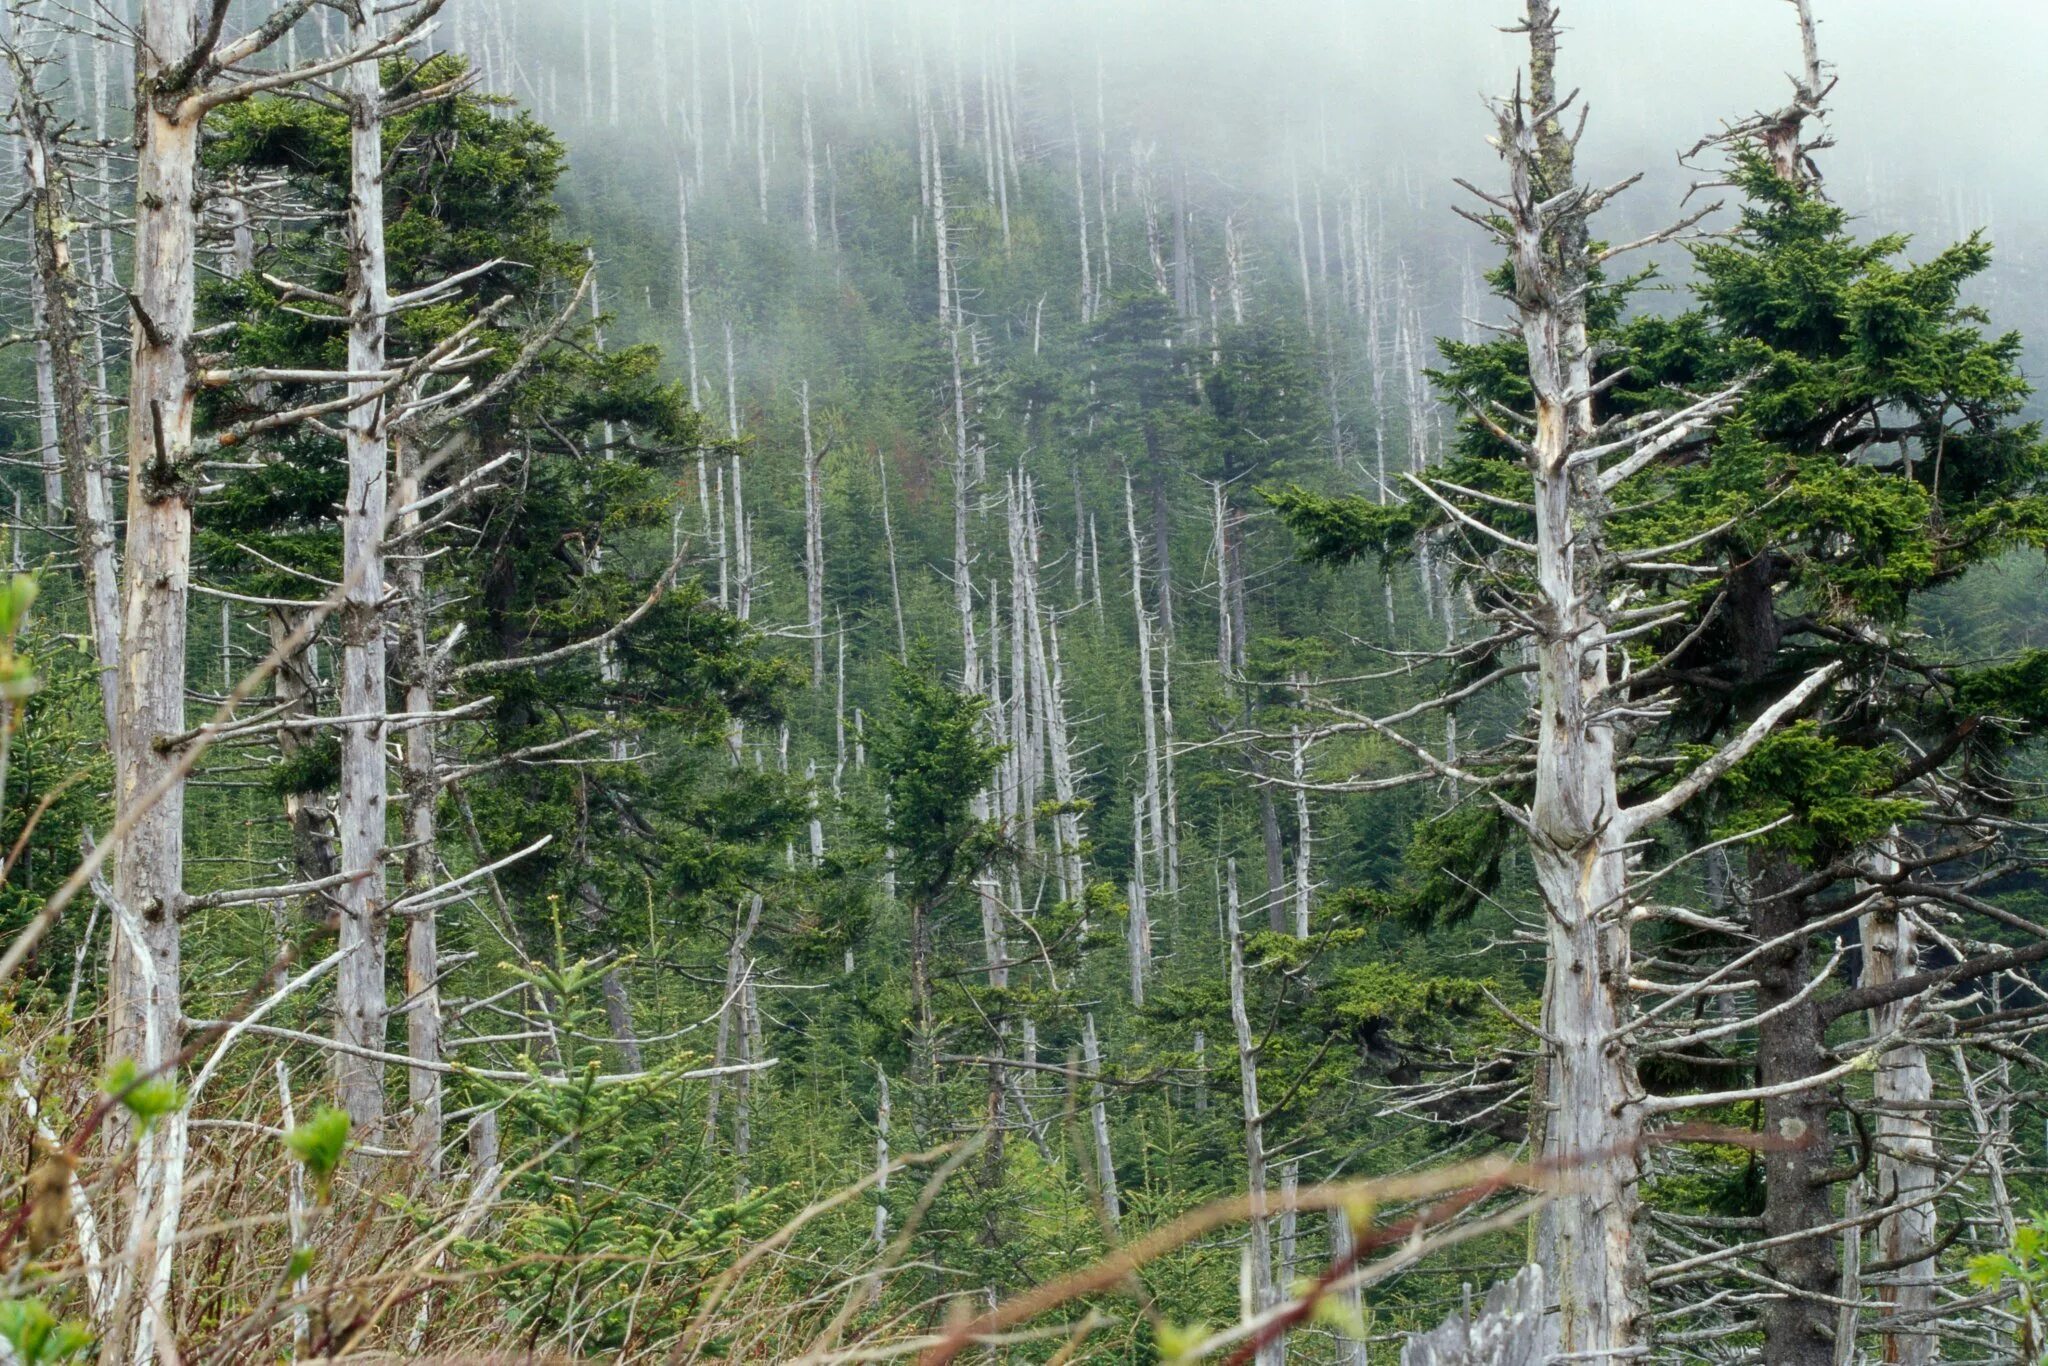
1,2,2045,1360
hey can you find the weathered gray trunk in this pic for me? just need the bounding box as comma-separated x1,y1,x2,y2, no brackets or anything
1081,1012,1121,1233
1071,109,1092,322
1510,6,1644,1351
106,7,205,1360
677,173,701,411
334,2,393,1134
1024,491,1085,904
801,78,818,249
1226,863,1281,1365
801,380,825,686
1861,860,1936,1366
950,330,976,689
1128,793,1151,1005
1124,477,1168,890
706,893,764,1153
1401,1265,1554,1366
112,0,200,1088
733,974,758,1197
872,1063,891,1246
1290,721,1312,938
394,438,441,1169
877,452,908,659
1,28,119,741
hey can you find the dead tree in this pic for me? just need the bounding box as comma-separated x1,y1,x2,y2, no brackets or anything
334,0,396,1135
801,379,826,687
1226,862,1281,1366
0,14,118,741
103,5,441,1358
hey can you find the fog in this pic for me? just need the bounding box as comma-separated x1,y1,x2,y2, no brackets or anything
472,0,2048,388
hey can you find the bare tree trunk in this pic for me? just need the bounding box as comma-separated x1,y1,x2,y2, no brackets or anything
977,833,1008,1225
1839,1176,1866,1366
1509,7,1645,1353
1006,501,1038,858
263,610,339,895
1,28,117,739
704,895,761,1149
676,172,701,409
1081,1012,1121,1234
801,380,825,686
678,172,712,566
1290,719,1311,939
1329,1212,1369,1364
732,970,759,1197
1861,852,1936,1366
107,4,204,1358
801,75,818,249
749,6,767,221
1159,627,1181,895
334,0,393,1134
1226,863,1280,1365
878,452,908,660
1125,478,1168,885
1953,1039,2035,1357
1277,1160,1300,1312
1018,483,1083,902
395,436,441,1170
688,2,706,184
1212,481,1235,671
1071,108,1092,323
927,83,952,324
1093,57,1111,302
26,266,64,514
1224,214,1247,325
1128,793,1151,1005
872,1063,891,1247
1172,165,1192,320
950,330,977,689
606,0,619,125
987,37,1010,250
1089,513,1104,619
724,323,752,624
721,0,738,162
1289,147,1314,331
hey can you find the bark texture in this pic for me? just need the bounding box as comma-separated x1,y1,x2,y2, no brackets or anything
334,0,393,1133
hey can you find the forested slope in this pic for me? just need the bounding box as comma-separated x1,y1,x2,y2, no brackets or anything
0,1,2045,1362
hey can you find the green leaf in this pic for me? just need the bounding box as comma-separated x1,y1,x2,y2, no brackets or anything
0,1299,93,1364
284,1106,352,1204
102,1059,184,1131
1968,1253,2018,1289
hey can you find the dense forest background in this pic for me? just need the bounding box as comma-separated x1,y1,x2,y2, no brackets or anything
1,1,2047,1361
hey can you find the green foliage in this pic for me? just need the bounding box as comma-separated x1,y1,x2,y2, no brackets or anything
1697,722,1914,861
101,1058,183,1132
283,1106,352,1205
266,735,339,799
1331,803,1512,930
1967,1216,2048,1361
1954,650,2048,726
0,574,41,701
1262,485,1427,566
0,1300,92,1365
870,655,1002,911
1325,962,1491,1033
